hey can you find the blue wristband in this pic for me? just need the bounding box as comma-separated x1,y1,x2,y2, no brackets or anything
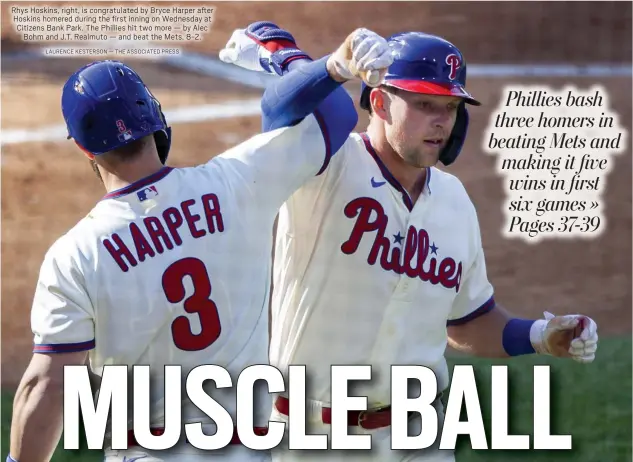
267,49,311,75
502,318,536,356
7,454,18,462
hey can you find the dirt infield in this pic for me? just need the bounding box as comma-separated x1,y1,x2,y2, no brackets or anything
2,2,631,387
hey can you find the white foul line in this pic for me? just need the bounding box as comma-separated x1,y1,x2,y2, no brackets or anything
1,98,262,146
7,40,631,87
163,52,631,83
2,40,630,146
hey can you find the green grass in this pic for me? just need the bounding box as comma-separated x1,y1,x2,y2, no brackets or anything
0,393,99,462
2,336,631,461
449,335,632,461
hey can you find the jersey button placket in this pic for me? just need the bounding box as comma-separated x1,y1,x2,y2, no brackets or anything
393,275,415,301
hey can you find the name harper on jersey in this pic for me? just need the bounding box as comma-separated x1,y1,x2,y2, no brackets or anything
103,193,224,272
340,197,462,292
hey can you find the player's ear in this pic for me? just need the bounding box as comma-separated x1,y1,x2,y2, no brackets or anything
369,88,388,120
74,141,95,160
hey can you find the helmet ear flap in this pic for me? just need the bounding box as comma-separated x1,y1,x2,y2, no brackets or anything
154,126,171,164
360,85,371,110
439,102,468,166
150,95,171,164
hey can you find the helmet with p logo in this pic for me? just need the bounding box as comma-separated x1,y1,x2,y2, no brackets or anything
360,32,481,166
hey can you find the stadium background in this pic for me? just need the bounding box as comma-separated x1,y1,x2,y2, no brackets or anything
1,1,631,460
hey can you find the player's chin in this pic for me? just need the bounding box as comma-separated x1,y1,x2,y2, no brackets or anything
405,156,436,169
416,148,441,167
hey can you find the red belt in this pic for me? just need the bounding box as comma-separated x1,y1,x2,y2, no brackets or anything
275,396,394,430
127,426,269,447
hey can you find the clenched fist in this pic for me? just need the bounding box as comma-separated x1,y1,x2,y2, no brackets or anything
531,311,598,363
327,28,393,87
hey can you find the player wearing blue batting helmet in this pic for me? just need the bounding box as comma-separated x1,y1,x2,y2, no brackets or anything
360,32,480,166
61,60,172,173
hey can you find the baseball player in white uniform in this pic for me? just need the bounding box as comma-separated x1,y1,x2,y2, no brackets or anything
221,28,600,462
7,26,394,462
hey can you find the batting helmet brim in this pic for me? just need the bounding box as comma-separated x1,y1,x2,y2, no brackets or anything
385,79,481,106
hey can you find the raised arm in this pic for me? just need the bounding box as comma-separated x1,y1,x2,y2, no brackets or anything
214,23,392,208
220,22,388,133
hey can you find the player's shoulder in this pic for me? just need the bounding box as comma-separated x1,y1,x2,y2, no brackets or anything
304,130,361,181
429,167,487,240
428,167,476,210
47,210,105,256
429,166,467,193
347,132,369,154
320,131,367,167
46,200,131,261
38,220,90,276
326,130,361,159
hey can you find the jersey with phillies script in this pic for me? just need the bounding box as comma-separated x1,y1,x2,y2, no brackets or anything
270,132,495,406
30,114,330,427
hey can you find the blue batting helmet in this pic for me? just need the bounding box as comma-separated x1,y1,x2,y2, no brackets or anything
360,32,480,166
61,60,172,164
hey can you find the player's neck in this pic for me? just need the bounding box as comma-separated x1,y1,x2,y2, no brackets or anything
98,152,165,194
365,126,427,202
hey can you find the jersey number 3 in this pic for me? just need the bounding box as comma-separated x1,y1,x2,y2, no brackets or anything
162,258,221,351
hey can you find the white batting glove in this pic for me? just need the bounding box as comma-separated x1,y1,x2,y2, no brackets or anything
530,311,598,363
219,22,310,76
219,28,269,73
327,28,394,87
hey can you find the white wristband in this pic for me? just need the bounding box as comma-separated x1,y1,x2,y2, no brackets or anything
529,319,549,354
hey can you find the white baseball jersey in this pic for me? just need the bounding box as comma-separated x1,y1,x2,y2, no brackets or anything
270,132,495,406
31,114,330,428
